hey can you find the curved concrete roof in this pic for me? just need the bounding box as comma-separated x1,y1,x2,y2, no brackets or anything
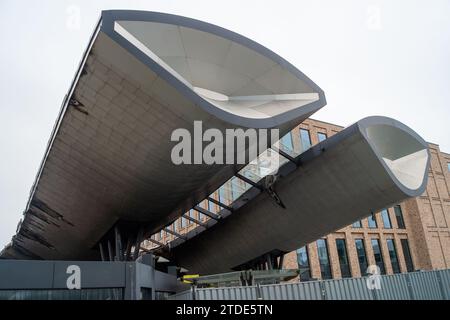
2,10,326,260
162,116,430,274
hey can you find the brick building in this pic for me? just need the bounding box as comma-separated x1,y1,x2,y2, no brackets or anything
145,118,450,281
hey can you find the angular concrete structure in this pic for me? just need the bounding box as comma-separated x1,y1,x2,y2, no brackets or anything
163,117,430,274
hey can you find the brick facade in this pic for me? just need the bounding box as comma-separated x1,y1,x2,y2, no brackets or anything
282,119,450,280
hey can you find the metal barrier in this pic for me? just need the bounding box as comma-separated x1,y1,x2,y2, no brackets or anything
0,256,184,300
168,269,450,300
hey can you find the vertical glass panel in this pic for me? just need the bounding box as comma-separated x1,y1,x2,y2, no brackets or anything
352,220,362,228
355,239,368,276
317,239,332,279
317,132,327,142
368,213,378,228
205,197,222,215
394,205,406,229
335,239,351,278
381,209,392,229
371,239,386,274
187,209,195,224
296,246,311,281
238,148,290,183
299,129,312,153
217,176,252,206
401,239,414,272
181,216,187,228
279,132,294,153
387,239,401,273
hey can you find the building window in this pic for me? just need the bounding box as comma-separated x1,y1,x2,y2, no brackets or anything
317,132,327,142
208,199,219,214
317,239,332,279
355,239,368,276
352,220,362,228
371,239,386,274
401,239,414,272
296,246,311,281
188,209,195,224
299,129,312,153
387,239,401,273
181,216,187,228
381,209,392,229
394,205,406,229
280,132,294,152
230,177,243,202
218,187,225,204
368,213,377,228
447,162,450,172
335,239,351,278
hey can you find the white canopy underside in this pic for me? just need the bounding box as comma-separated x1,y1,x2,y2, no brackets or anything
114,21,319,119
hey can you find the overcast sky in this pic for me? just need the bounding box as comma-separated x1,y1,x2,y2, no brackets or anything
0,0,449,248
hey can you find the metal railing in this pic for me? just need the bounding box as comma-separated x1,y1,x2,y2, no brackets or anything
168,269,450,300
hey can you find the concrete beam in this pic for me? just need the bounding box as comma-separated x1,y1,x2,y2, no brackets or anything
168,116,430,274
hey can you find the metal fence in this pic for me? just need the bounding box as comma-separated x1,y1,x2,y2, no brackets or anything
168,269,450,300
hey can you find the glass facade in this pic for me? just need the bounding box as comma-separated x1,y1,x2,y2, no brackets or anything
317,132,327,142
352,220,362,228
296,246,311,281
381,209,392,229
401,239,414,272
394,205,406,229
371,239,386,274
335,239,351,278
355,239,368,276
317,239,332,279
368,213,377,228
387,239,401,273
299,129,312,153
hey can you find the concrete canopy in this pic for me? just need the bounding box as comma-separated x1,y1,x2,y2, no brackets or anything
162,117,430,274
1,10,326,260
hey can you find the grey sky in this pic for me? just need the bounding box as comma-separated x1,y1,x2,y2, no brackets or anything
1,0,449,248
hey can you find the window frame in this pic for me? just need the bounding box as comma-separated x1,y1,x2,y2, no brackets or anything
316,238,333,280
371,239,386,275
394,205,406,229
355,238,368,276
381,209,392,229
299,128,312,153
280,132,294,152
296,246,311,281
352,220,362,228
317,132,327,142
386,239,401,274
335,239,351,278
368,213,378,229
400,239,414,272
